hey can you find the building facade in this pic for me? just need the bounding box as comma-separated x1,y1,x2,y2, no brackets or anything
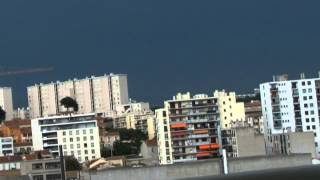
0,87,14,121
260,74,320,157
113,113,155,140
13,107,30,120
156,93,222,165
31,113,101,163
244,100,264,134
222,127,266,158
0,137,14,157
27,74,129,118
214,91,245,130
269,132,316,158
1,120,32,144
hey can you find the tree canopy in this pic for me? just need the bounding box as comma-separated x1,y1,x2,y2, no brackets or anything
60,97,79,112
0,106,6,123
65,156,82,171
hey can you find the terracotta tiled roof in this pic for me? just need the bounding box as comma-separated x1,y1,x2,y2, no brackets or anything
0,156,22,163
3,120,31,128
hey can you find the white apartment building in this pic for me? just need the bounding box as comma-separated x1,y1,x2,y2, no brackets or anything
27,74,129,118
214,90,245,129
0,87,14,121
32,113,101,163
260,74,320,157
0,137,14,157
115,101,150,115
13,107,30,120
155,108,173,165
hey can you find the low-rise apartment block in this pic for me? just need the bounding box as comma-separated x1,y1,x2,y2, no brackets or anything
32,113,101,163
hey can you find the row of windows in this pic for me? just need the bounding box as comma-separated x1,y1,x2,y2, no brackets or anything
63,142,95,149
302,88,313,93
63,136,95,143
63,149,96,156
306,125,317,130
62,129,94,136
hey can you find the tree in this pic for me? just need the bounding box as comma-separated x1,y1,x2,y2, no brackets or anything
0,106,6,124
111,129,148,156
65,156,82,171
60,97,79,112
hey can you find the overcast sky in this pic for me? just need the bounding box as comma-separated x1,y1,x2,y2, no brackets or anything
1,0,320,107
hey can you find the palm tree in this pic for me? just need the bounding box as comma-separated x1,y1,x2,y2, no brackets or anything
60,97,79,113
0,106,6,124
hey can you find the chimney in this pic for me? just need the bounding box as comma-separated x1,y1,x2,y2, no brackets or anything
300,73,305,79
273,75,276,82
318,71,320,78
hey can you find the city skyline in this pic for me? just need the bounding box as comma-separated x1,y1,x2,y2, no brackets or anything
2,1,320,107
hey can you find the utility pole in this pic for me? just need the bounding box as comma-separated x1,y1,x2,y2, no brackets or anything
59,145,66,180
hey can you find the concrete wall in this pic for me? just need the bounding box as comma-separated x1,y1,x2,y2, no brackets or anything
228,154,312,174
236,127,266,157
87,160,221,180
82,154,312,180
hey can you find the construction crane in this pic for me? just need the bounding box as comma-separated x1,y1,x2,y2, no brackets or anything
0,67,54,77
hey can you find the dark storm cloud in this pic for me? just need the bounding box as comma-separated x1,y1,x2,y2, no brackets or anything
1,0,320,107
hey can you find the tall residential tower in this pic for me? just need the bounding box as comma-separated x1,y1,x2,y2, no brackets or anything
27,74,129,118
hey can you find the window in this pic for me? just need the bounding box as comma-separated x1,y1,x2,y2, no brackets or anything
303,89,307,93
304,104,308,108
308,88,312,93
70,138,73,142
77,144,81,148
307,126,310,130
85,157,89,161
70,144,74,149
85,150,88,155
69,131,73,136
90,136,94,141
63,138,66,143
63,132,66,136
63,145,67,149
77,137,80,142
83,137,87,141
92,156,96,159
305,111,309,115
310,103,314,108
303,96,308,101
32,163,43,170
78,150,81,155
302,82,306,86
83,130,86,134
308,81,312,85
84,143,88,148
91,143,94,148
92,150,95,154
312,125,316,130
90,129,93,134
306,118,310,123
309,96,313,100
312,118,315,122
76,130,79,135
311,111,315,115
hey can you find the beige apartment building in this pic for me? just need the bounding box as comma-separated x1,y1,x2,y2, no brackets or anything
0,87,14,121
214,90,245,129
27,74,129,118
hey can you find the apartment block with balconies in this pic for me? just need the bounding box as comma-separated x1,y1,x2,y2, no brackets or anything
156,93,222,164
260,73,320,158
